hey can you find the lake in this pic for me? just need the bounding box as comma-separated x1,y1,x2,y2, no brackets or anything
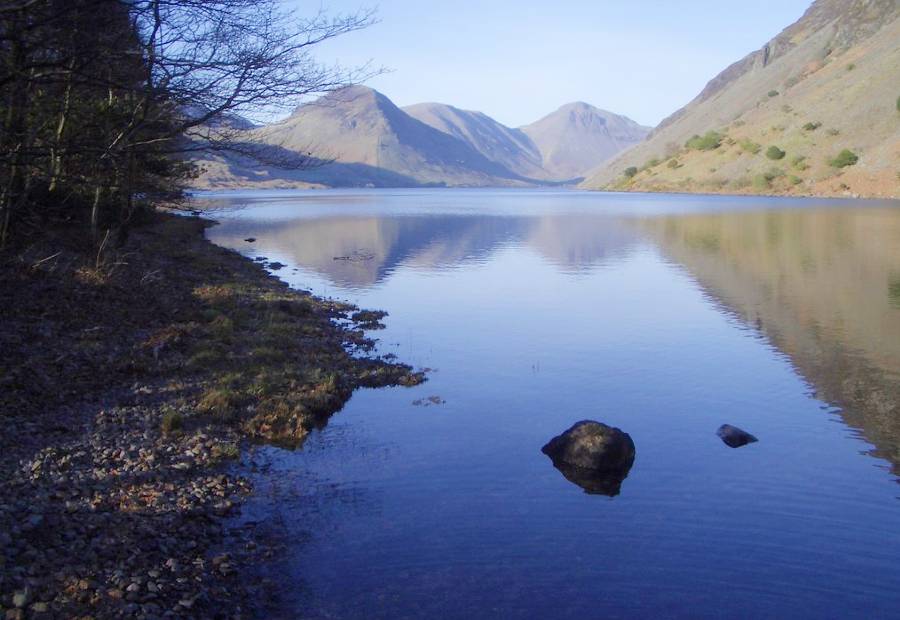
201,189,900,619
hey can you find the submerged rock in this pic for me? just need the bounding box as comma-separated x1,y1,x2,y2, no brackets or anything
244,237,256,243
541,420,635,496
717,424,758,448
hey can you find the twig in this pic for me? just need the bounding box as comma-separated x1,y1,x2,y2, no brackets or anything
95,228,110,270
31,251,61,270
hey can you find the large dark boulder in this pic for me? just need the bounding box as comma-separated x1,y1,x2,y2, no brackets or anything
717,424,758,448
541,421,635,496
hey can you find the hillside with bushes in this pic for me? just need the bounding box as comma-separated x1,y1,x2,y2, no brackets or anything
582,0,900,198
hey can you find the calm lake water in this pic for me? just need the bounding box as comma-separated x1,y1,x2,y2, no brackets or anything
201,189,900,619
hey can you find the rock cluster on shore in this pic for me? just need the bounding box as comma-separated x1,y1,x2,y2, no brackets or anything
0,390,257,618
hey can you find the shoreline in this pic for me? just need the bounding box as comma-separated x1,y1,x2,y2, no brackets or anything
189,183,900,202
0,212,424,617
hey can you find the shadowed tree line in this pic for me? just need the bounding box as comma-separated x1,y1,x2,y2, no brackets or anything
0,0,374,246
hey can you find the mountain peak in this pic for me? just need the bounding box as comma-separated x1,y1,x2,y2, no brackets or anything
289,84,392,118
557,101,596,112
520,103,650,180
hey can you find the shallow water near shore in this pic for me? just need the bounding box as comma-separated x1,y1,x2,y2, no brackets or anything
202,189,900,618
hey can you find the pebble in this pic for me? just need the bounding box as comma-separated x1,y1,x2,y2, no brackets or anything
0,397,258,617
12,589,30,608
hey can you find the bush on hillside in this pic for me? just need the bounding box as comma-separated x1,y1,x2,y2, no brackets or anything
766,146,786,160
752,174,771,190
739,139,762,154
685,131,723,151
791,155,809,171
768,90,779,97
803,121,822,131
765,167,785,181
829,149,859,168
624,166,638,178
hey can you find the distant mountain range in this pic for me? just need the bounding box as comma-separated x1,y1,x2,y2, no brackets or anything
191,86,649,189
193,0,899,198
582,0,900,199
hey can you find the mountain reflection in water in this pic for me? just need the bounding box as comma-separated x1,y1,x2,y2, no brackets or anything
643,208,900,473
210,213,639,288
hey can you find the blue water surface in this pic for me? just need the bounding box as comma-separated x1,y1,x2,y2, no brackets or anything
202,189,900,619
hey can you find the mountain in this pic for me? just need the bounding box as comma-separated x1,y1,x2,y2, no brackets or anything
520,103,651,181
193,86,533,189
403,103,548,180
191,87,648,189
254,86,533,187
581,0,900,199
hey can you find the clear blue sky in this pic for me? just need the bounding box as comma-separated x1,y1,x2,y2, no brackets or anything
294,0,813,128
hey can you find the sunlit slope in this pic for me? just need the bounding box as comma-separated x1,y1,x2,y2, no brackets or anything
583,0,900,198
193,86,533,188
255,86,530,187
403,103,548,181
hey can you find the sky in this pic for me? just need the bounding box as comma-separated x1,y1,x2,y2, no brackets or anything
290,0,813,128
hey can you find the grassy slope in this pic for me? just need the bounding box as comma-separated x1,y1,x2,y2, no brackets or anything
583,4,900,198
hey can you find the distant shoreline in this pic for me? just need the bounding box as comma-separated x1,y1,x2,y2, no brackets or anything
188,184,900,203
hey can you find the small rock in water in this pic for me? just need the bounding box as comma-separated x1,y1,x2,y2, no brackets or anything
717,424,758,448
244,237,256,242
268,262,285,270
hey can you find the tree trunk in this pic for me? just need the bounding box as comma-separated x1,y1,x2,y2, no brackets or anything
48,61,76,193
90,185,103,241
0,25,28,248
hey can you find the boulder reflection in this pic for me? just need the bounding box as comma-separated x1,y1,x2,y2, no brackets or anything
549,461,633,497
